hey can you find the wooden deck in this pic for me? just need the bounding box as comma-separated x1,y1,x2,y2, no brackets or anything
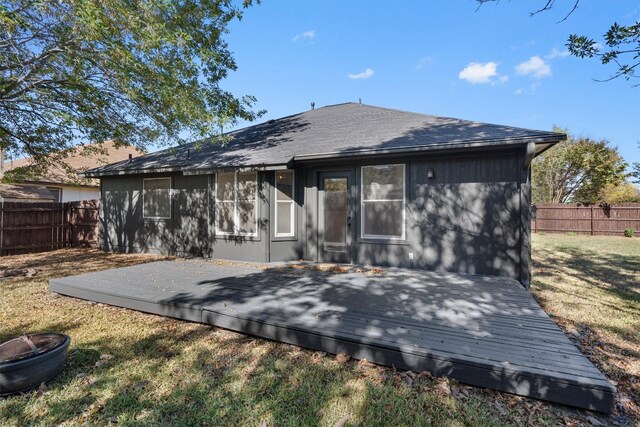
49,260,615,413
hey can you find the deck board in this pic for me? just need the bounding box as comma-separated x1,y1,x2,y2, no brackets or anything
49,260,615,412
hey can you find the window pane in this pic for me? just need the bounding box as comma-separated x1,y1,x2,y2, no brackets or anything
217,201,235,233
363,165,404,200
237,172,256,201
324,178,348,245
276,171,294,201
143,192,157,218
217,172,235,202
47,188,61,203
276,201,293,235
238,201,256,234
144,178,171,218
363,201,403,237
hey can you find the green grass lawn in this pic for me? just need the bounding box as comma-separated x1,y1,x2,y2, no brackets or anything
0,235,638,426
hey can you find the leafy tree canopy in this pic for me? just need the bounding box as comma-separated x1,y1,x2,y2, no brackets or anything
599,182,640,204
631,143,640,184
532,128,628,204
476,0,640,86
0,0,263,163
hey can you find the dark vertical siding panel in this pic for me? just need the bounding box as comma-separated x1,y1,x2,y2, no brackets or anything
101,175,143,252
102,172,268,260
354,151,523,278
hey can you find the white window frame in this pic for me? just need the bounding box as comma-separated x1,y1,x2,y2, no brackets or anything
360,164,406,240
274,170,295,237
142,177,172,220
215,171,258,237
46,187,62,203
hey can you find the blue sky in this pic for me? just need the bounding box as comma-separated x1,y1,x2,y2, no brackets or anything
222,0,640,168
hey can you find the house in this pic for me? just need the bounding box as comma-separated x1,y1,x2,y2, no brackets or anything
1,141,142,202
0,183,56,203
83,103,565,285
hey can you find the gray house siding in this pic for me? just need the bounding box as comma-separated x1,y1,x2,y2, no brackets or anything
101,172,269,261
101,173,210,257
389,153,521,277
298,148,526,279
99,146,531,282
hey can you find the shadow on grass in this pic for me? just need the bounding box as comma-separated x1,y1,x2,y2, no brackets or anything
0,248,171,282
532,241,640,420
533,246,640,305
0,311,500,426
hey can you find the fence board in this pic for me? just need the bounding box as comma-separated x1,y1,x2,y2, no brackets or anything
0,200,100,256
532,203,640,236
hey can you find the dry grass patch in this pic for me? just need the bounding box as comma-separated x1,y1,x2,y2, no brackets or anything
0,245,636,426
531,233,640,421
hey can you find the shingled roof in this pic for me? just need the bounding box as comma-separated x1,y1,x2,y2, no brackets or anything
0,184,55,202
4,140,143,185
84,103,565,177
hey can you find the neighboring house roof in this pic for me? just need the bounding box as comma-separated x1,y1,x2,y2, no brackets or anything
0,183,55,202
3,140,143,186
83,103,566,177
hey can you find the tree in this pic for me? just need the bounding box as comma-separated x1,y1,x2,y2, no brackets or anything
632,143,640,184
532,128,628,204
0,0,263,164
476,0,640,86
599,182,640,204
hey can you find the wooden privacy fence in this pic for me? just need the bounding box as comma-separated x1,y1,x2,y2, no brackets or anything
532,203,640,236
0,199,100,256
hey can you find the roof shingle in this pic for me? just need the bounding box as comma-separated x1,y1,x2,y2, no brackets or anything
84,103,565,177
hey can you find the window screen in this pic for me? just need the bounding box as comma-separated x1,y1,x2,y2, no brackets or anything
275,170,294,236
143,178,171,219
216,171,257,236
361,164,405,239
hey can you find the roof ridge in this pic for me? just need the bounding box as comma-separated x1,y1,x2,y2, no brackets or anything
356,103,564,136
317,101,355,109
356,103,483,123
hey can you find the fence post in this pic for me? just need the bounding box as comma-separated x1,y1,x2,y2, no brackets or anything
590,205,594,236
66,202,71,248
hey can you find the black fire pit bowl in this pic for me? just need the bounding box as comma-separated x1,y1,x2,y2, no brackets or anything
0,333,71,396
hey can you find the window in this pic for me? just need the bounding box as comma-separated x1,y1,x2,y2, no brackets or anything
361,164,405,239
46,187,62,203
275,170,295,236
143,178,171,219
216,171,257,236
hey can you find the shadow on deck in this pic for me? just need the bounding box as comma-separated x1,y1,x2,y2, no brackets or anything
49,260,615,413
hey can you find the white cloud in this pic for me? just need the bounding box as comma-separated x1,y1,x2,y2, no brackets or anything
292,30,315,42
545,48,570,59
347,68,374,80
515,56,551,79
514,88,523,95
458,62,499,84
415,56,432,69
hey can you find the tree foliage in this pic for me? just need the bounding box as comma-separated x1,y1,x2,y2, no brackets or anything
0,0,263,162
476,0,640,86
632,143,640,184
532,128,628,204
568,21,640,85
599,182,640,204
